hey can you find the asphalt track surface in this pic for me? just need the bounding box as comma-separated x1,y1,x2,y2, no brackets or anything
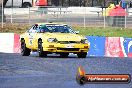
0,53,132,88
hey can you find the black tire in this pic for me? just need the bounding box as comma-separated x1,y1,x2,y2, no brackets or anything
38,40,47,57
21,40,31,56
22,2,31,8
60,53,69,58
77,52,87,58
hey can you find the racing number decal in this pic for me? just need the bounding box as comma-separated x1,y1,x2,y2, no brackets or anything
29,38,33,45
29,34,34,45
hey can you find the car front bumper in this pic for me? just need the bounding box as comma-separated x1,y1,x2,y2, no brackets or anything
42,43,90,53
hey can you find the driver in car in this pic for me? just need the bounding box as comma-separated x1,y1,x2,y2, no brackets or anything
39,25,49,33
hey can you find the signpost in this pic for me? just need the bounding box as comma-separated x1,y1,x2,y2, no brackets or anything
11,0,13,23
2,0,3,28
1,0,6,28
0,0,4,28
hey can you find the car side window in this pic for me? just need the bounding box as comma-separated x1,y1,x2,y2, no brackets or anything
28,26,33,33
28,25,38,33
38,25,49,33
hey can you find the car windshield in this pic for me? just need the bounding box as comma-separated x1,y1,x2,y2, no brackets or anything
39,25,75,33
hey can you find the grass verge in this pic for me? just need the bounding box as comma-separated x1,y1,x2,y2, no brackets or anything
74,27,132,38
0,24,132,38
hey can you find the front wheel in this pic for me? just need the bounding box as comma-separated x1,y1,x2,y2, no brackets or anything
77,52,87,58
38,40,47,57
21,40,31,56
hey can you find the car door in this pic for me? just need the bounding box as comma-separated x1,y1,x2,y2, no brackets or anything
31,25,41,50
26,25,38,49
31,25,47,50
28,24,47,50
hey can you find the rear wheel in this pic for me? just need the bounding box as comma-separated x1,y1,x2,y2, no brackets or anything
77,52,87,58
60,53,69,58
38,40,47,57
22,2,32,8
21,40,31,56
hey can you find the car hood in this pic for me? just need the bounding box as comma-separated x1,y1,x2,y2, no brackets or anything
43,33,86,41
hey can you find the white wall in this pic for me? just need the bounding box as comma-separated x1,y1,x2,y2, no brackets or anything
0,33,14,53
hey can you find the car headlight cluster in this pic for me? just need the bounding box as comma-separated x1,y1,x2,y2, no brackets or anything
47,38,58,43
81,39,90,45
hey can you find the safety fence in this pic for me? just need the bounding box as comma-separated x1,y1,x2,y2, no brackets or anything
1,7,132,28
0,33,132,58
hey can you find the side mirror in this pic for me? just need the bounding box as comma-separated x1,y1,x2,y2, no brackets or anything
75,31,79,34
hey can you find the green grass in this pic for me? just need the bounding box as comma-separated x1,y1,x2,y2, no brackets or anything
0,24,132,38
74,27,132,38
0,24,30,34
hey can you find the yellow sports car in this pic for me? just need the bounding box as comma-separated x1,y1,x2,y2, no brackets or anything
20,23,90,58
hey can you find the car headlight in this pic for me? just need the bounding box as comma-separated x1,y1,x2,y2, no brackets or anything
81,39,90,45
47,38,58,43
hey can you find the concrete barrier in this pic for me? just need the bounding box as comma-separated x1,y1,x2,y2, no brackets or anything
87,36,132,58
14,34,20,53
0,33,14,53
0,33,132,58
